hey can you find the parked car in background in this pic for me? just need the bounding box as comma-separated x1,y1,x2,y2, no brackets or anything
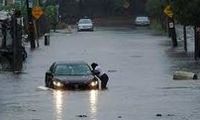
77,18,94,31
134,16,150,26
45,61,99,90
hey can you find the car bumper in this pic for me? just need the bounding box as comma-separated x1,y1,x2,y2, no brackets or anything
135,22,150,26
78,26,93,31
53,81,98,90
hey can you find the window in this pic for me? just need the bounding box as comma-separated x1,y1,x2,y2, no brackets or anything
54,63,91,76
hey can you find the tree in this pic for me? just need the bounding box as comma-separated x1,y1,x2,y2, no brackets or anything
145,0,165,31
146,0,162,19
172,0,200,26
45,5,57,31
172,0,200,59
111,0,124,15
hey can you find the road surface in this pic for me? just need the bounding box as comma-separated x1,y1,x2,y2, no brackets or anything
1,26,200,120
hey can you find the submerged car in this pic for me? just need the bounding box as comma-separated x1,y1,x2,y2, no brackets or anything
134,16,150,26
45,61,99,90
77,18,94,31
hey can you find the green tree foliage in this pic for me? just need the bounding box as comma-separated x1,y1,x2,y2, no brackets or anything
0,2,27,18
45,5,57,24
44,0,135,19
44,0,57,6
145,0,162,19
111,0,124,15
172,0,200,26
59,0,78,23
0,4,17,11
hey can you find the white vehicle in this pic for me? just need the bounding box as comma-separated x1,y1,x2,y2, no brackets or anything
77,18,94,31
134,16,150,26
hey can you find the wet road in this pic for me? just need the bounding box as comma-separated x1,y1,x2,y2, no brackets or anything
1,26,200,120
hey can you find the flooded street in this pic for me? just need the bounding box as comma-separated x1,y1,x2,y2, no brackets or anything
1,27,200,120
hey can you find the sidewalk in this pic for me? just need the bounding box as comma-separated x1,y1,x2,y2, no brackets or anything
166,24,200,76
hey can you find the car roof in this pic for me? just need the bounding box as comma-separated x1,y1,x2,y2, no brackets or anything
79,18,92,21
136,16,149,19
54,60,89,65
79,18,91,20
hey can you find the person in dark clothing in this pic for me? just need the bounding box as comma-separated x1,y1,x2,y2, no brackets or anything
91,62,109,89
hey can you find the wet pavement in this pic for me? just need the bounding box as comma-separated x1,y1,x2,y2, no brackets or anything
1,26,200,120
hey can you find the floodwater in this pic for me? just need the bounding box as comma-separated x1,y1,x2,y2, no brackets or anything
1,26,200,120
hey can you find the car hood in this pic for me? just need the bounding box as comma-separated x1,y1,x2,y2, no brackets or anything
54,75,94,83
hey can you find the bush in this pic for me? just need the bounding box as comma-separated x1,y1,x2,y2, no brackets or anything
150,19,166,34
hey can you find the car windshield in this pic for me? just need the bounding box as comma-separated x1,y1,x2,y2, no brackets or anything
54,63,92,76
79,19,92,24
136,17,148,21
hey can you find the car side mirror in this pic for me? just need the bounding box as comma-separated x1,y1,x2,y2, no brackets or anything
92,70,100,75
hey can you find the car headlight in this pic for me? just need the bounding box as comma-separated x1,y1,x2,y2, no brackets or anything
90,81,98,87
53,81,64,87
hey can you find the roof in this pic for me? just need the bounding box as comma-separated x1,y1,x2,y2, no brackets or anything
54,60,88,65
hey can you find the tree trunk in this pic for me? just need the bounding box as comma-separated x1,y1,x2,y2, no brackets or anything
183,25,187,52
194,26,200,60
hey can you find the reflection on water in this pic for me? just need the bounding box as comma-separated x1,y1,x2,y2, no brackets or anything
53,90,64,120
89,90,98,119
53,90,98,120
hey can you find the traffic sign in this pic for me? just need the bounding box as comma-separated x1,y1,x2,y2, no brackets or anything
164,5,173,18
32,6,43,19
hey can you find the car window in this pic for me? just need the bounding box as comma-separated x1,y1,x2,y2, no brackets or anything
79,19,92,24
54,64,92,76
136,17,146,20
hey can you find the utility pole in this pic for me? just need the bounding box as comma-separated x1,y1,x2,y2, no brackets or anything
12,12,17,71
12,10,23,72
183,25,187,52
168,17,177,47
26,0,36,49
194,26,200,60
163,0,177,47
